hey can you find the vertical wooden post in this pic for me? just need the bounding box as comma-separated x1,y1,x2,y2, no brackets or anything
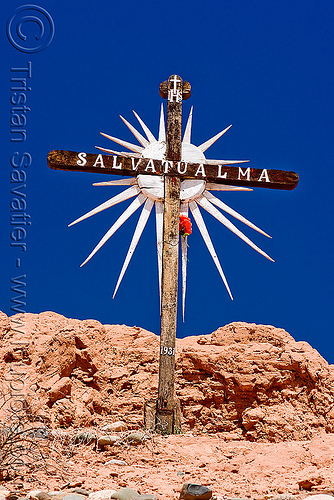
156,75,183,433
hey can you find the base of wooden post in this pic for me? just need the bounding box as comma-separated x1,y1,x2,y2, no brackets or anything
144,398,182,434
144,399,156,430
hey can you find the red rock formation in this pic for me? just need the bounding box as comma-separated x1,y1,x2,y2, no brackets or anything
177,323,334,440
0,311,333,441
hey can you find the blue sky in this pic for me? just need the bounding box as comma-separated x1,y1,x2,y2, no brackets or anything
1,0,334,362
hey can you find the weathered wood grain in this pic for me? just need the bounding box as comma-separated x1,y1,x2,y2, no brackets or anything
156,75,183,434
48,150,299,190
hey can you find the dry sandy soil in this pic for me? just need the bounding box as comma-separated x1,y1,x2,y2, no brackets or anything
1,431,334,500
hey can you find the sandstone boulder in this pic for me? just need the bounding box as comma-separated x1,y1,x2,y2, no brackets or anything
0,312,333,441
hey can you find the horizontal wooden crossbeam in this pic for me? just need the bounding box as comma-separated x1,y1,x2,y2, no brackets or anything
47,150,299,190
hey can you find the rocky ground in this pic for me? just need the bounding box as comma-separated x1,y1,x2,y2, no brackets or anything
1,429,334,499
0,311,334,499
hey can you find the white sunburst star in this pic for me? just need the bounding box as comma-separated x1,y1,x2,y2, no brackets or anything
69,105,273,320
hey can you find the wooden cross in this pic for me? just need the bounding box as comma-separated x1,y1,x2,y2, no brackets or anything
48,75,299,434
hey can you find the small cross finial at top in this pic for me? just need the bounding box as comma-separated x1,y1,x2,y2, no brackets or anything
159,76,191,100
168,74,183,103
170,75,182,90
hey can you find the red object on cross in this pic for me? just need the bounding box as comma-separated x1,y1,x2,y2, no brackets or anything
179,215,192,236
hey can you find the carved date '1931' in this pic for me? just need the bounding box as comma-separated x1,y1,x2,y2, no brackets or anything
160,346,175,356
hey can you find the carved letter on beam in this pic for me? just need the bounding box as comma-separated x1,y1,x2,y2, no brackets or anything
238,167,250,181
93,154,105,168
259,169,270,182
195,164,206,178
217,165,227,179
